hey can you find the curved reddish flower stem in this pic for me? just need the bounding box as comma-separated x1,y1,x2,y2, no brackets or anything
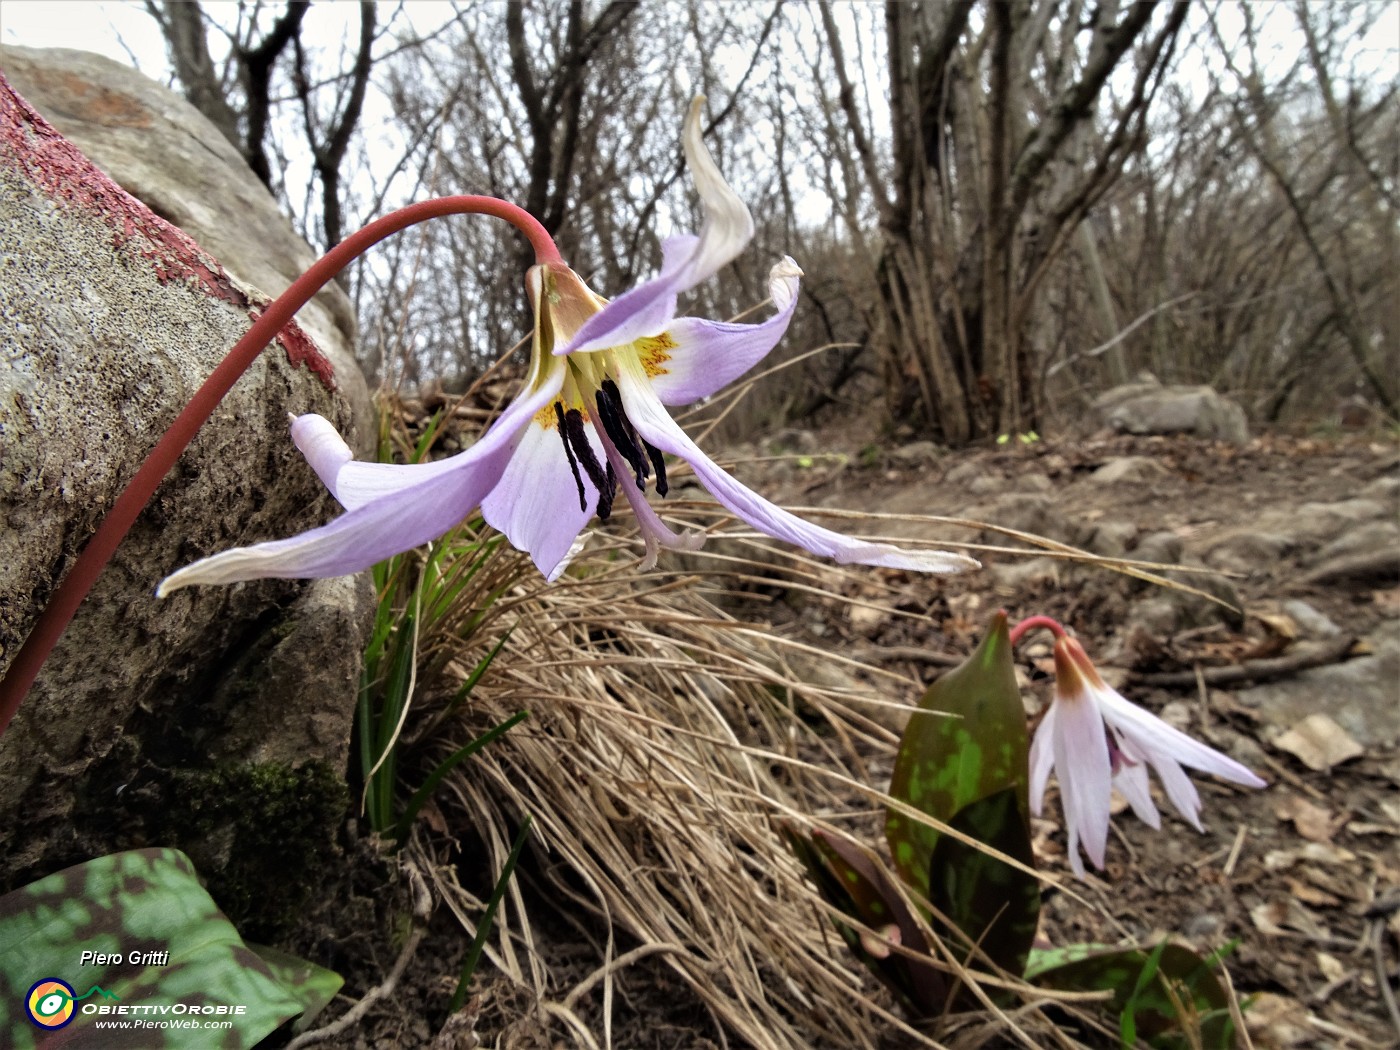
0,196,560,737
1008,614,1067,647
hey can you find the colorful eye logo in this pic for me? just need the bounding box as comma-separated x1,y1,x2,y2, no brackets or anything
25,978,76,1029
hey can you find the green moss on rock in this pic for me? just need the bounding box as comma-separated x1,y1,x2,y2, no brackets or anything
167,761,347,940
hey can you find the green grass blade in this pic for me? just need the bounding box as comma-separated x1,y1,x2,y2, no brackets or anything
448,815,533,1014
445,627,515,714
392,711,528,844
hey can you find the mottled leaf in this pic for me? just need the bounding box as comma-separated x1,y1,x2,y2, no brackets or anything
1027,941,1235,1048
886,611,1029,902
0,848,341,1048
927,787,1039,977
244,944,343,1034
782,826,947,1014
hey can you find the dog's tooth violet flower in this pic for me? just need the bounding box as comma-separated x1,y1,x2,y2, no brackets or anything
1027,629,1266,877
158,99,977,595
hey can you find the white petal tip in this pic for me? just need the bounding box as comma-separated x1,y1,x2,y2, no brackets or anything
768,258,804,310
771,256,804,281
155,567,201,598
936,553,981,573
545,533,591,581
859,549,980,574
681,94,753,285
1221,766,1268,790
673,530,707,553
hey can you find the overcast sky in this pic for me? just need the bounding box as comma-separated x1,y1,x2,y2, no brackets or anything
1,2,168,69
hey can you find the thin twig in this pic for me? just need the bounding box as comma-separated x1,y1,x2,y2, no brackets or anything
1127,635,1357,688
1222,825,1248,878
1255,751,1330,802
560,942,689,1013
285,862,433,1049
850,645,964,668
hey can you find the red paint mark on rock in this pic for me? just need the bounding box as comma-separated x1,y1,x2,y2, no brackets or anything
249,307,337,389
0,72,337,392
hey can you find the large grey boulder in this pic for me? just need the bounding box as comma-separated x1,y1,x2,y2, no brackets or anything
1093,378,1249,444
0,44,366,420
0,60,372,932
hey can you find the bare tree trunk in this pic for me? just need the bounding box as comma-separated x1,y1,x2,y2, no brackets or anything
1211,2,1397,414
292,1,375,247
820,0,1185,445
149,0,308,191
147,1,242,152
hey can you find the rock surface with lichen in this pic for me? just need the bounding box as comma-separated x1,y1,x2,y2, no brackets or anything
0,57,372,918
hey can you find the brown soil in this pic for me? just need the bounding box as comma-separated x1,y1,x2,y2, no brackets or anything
757,429,1400,1049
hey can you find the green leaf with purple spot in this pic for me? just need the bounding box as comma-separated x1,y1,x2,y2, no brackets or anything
1027,941,1236,1048
0,848,341,1048
926,786,1039,977
886,611,1030,902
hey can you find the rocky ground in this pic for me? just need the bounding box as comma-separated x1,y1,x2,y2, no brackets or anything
736,424,1400,1048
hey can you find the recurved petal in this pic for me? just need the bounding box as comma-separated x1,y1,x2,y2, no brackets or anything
481,407,603,581
330,457,470,511
157,451,507,594
291,414,354,501
1147,751,1204,830
1112,759,1161,829
1051,687,1113,872
559,237,694,357
679,95,754,287
614,361,978,574
647,258,803,406
1028,706,1057,817
1096,686,1267,789
560,94,755,359
301,366,566,513
286,441,479,515
158,378,562,594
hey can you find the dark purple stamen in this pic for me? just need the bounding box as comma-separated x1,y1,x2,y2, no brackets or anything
644,440,668,497
599,379,668,497
555,402,587,512
596,380,649,488
563,407,615,519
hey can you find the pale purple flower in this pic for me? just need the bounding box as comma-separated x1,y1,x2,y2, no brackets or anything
158,99,977,595
1029,634,1266,877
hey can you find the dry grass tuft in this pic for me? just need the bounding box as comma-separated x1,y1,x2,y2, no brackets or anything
397,514,1099,1049
369,366,1224,1047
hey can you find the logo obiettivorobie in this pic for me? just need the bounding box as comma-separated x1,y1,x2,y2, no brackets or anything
25,978,76,1029
24,979,118,1029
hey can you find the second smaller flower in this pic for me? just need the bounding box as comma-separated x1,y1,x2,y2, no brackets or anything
1028,631,1267,877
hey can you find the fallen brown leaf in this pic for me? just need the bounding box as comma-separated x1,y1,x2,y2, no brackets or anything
1251,897,1332,939
1264,843,1357,870
1274,794,1337,843
1244,990,1313,1046
1273,714,1365,771
1315,952,1346,983
1253,609,1300,641
1285,875,1341,908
